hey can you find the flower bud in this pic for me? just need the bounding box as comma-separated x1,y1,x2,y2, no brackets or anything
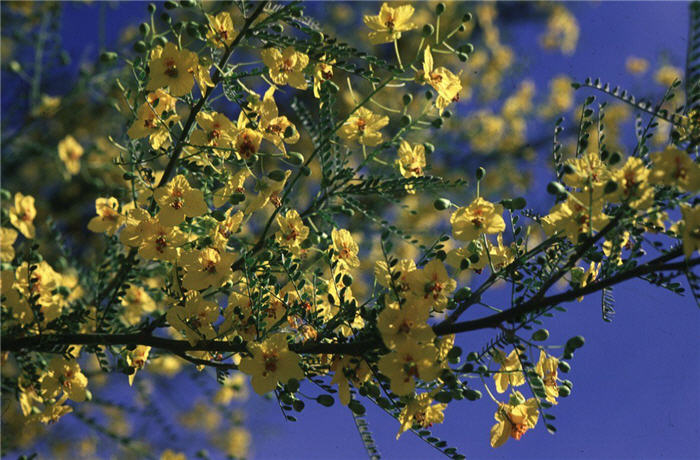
268,170,287,182
434,198,451,210
436,3,446,15
287,151,304,166
547,181,567,195
475,167,486,181
402,93,413,105
422,24,435,37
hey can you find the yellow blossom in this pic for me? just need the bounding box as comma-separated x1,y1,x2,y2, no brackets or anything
363,3,417,44
213,167,249,208
166,291,219,346
374,258,416,292
562,151,612,192
1,227,18,262
181,247,237,291
418,45,462,109
275,209,309,252
612,156,654,209
146,43,197,96
338,107,389,147
121,285,157,325
239,333,304,395
258,87,300,154
539,6,579,55
127,90,179,150
377,341,439,396
331,228,360,272
57,135,83,175
126,345,151,386
42,356,89,402
654,65,682,87
535,350,559,405
492,349,525,393
451,197,505,242
330,355,371,405
396,140,426,193
154,174,208,226
245,170,290,212
234,111,263,160
206,11,235,48
261,46,309,90
377,301,435,350
138,217,187,262
87,197,125,236
396,391,446,439
313,55,335,98
490,392,539,448
405,259,456,311
9,192,37,239
626,56,649,75
649,147,700,192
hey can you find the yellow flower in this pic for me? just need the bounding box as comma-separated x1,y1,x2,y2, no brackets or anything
626,56,649,75
535,350,559,405
492,349,525,393
332,228,360,272
275,209,309,252
654,65,682,87
211,209,244,250
330,355,371,405
239,333,304,395
562,151,612,193
181,247,236,291
377,301,435,350
154,174,208,226
649,147,700,192
396,392,446,439
374,258,416,292
160,450,186,460
339,107,389,147
138,217,187,262
126,345,151,386
490,393,540,448
680,203,700,258
9,192,37,239
612,156,653,209
206,11,235,48
261,46,309,90
121,285,157,325
313,55,335,98
451,197,505,242
42,356,89,402
245,170,291,212
396,140,426,193
418,46,462,110
189,111,236,159
166,291,219,346
57,135,83,175
234,111,263,160
146,43,197,96
127,90,179,150
542,191,609,244
221,427,251,458
87,197,125,236
1,227,18,262
258,87,300,154
363,3,417,44
539,5,579,55
213,167,249,208
405,259,456,311
377,341,439,396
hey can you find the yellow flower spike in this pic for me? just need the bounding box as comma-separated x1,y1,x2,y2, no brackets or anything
259,87,300,154
154,174,208,227
331,228,360,272
1,227,18,262
166,291,219,346
87,197,125,236
180,247,237,291
239,333,304,396
612,156,654,209
313,55,335,98
9,192,37,239
451,197,506,243
377,301,435,350
649,146,700,192
57,135,83,175
405,259,456,312
492,349,525,393
535,350,560,405
146,43,197,97
363,3,417,44
126,345,151,386
212,209,244,250
42,356,89,402
213,167,249,208
396,391,447,439
377,341,440,396
261,46,309,90
275,209,309,252
680,203,700,259
330,355,371,406
374,258,416,292
418,46,462,110
490,393,540,448
339,107,389,147
206,11,235,48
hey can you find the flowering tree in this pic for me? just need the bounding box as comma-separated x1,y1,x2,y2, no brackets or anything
1,1,698,459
